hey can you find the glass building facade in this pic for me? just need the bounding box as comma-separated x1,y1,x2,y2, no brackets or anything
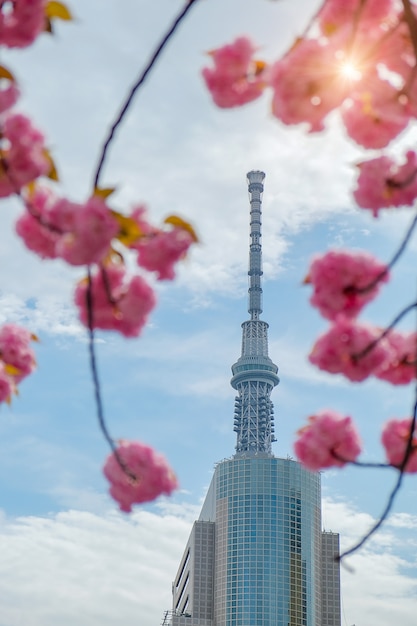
205,457,322,626
166,455,332,626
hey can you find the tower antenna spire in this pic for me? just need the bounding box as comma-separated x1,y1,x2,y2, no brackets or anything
231,171,279,456
247,170,265,321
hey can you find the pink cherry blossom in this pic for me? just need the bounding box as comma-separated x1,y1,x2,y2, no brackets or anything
294,410,362,471
115,274,157,336
307,250,389,320
269,37,350,132
318,0,396,36
54,197,119,266
381,418,417,472
375,19,415,82
309,317,390,382
74,264,156,338
75,265,125,332
341,75,410,149
0,0,46,48
202,37,266,108
0,80,19,114
130,205,158,237
0,114,49,197
0,324,36,382
47,196,78,233
15,210,60,259
0,363,14,403
376,331,417,385
353,150,417,215
103,440,178,512
134,228,194,280
128,207,195,280
15,188,60,259
16,191,119,265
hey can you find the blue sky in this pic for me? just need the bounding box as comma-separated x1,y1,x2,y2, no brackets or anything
1,0,417,624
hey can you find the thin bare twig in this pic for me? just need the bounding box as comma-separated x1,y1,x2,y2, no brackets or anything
344,0,367,57
338,470,405,560
353,301,417,361
331,451,390,469
403,0,417,57
353,213,417,296
86,269,136,481
402,0,417,88
339,389,417,561
92,0,200,190
339,286,417,562
85,1,201,480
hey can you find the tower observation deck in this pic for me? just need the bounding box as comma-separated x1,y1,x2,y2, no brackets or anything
231,171,279,456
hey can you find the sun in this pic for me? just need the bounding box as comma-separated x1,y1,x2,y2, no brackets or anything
339,60,362,82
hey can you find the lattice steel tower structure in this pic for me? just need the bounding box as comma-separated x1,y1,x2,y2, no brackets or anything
231,171,279,456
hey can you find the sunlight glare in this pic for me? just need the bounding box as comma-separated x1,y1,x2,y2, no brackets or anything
339,60,362,82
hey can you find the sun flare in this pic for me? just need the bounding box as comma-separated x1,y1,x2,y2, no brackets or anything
339,60,362,81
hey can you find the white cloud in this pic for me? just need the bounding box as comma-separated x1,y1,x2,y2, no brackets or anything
0,496,416,626
322,498,417,626
0,506,192,626
388,512,417,529
0,0,374,338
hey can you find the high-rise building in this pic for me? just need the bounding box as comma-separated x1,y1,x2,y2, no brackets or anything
162,172,341,626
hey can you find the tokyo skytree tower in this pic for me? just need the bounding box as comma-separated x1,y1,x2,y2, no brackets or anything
231,170,279,456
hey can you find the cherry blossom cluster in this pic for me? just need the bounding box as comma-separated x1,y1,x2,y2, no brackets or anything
0,1,188,509
202,0,417,215
306,249,417,385
306,250,388,321
103,440,178,512
295,410,417,473
0,1,73,404
202,0,417,481
305,249,417,384
354,151,417,216
294,411,362,471
294,245,417,472
15,189,196,336
0,2,71,221
74,263,156,339
293,246,417,469
201,37,266,108
0,2,73,140
1,3,195,342
382,418,417,472
0,324,37,404
0,66,53,200
0,0,47,49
